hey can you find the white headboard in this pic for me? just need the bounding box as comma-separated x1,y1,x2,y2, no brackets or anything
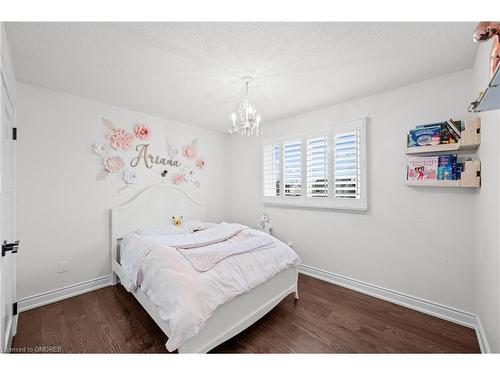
110,183,206,265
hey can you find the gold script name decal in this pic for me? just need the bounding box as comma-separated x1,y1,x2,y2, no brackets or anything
130,144,181,169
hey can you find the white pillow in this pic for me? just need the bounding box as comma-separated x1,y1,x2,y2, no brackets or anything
135,225,188,236
183,220,205,233
203,222,218,229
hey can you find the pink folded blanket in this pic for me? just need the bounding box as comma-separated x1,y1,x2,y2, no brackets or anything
164,222,248,249
177,231,274,271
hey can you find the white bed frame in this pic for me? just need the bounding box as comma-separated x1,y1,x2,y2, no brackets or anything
110,182,298,353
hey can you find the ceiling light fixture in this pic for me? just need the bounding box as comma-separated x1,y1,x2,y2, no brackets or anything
228,76,262,136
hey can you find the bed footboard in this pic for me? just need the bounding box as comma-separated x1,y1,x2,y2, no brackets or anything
178,267,299,353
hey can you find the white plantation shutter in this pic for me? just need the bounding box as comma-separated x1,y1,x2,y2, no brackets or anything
263,143,280,197
307,135,328,197
262,119,366,211
332,128,361,199
283,141,302,196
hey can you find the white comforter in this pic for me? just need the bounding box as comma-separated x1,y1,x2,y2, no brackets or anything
120,224,300,351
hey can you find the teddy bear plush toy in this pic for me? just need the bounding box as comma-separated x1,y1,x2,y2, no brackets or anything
172,216,183,226
257,213,272,234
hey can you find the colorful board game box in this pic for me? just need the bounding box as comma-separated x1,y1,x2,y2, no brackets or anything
408,125,442,147
407,157,439,181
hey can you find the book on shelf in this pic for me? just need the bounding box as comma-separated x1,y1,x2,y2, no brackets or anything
408,119,462,147
407,155,465,182
407,157,438,181
437,154,457,180
446,119,462,139
408,125,441,147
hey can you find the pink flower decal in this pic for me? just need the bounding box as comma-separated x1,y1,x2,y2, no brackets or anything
134,123,151,140
183,139,198,159
195,159,205,169
104,155,124,172
110,129,133,150
172,173,184,185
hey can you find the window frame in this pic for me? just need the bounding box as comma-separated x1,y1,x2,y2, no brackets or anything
262,118,367,212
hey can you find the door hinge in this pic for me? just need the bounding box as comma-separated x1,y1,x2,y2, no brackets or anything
12,127,17,140
13,302,18,316
1,240,19,257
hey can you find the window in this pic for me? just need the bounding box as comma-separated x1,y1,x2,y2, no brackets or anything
263,143,280,197
283,141,302,196
262,118,367,211
333,129,360,199
306,135,328,198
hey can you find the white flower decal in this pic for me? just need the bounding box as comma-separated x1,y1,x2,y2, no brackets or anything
94,143,108,157
166,138,180,159
123,169,139,184
182,166,200,188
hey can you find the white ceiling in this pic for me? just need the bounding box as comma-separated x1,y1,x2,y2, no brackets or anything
6,22,477,132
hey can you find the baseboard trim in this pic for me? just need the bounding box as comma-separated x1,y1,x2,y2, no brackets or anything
18,275,113,313
475,317,492,353
299,264,490,353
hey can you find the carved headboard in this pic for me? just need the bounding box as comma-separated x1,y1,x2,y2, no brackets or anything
110,183,206,266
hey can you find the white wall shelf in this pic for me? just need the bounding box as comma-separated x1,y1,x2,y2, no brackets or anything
405,118,481,189
405,160,481,188
405,142,479,155
405,118,481,155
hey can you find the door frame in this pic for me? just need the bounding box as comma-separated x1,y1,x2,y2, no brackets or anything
0,56,17,352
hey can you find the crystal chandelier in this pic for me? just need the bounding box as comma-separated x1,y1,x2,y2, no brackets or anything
228,76,262,136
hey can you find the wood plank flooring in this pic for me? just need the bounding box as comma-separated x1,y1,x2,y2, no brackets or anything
11,274,480,353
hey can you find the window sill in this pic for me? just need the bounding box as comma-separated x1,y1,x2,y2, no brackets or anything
262,197,368,212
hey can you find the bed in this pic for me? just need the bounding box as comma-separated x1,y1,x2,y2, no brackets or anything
110,183,299,353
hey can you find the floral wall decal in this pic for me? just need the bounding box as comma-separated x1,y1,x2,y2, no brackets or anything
134,123,151,140
104,155,125,172
96,155,125,181
118,169,139,194
94,118,206,192
96,169,110,181
123,169,139,184
183,139,197,159
94,143,108,157
166,138,179,159
182,166,200,188
195,159,205,170
102,118,134,150
172,173,184,185
110,129,134,151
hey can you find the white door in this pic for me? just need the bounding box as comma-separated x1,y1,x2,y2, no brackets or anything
0,72,17,352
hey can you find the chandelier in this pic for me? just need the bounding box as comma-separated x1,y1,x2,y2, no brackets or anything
228,76,262,136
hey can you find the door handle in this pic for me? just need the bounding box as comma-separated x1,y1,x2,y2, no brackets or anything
2,240,19,257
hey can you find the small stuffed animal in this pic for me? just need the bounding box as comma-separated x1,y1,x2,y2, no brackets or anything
172,216,183,226
257,213,272,234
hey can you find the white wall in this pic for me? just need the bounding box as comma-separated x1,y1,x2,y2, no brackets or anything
228,69,476,312
15,82,230,300
473,40,500,353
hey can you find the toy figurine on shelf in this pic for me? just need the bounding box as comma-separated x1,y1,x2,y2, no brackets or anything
473,21,500,78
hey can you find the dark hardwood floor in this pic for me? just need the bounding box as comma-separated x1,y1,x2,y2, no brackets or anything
12,274,480,353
